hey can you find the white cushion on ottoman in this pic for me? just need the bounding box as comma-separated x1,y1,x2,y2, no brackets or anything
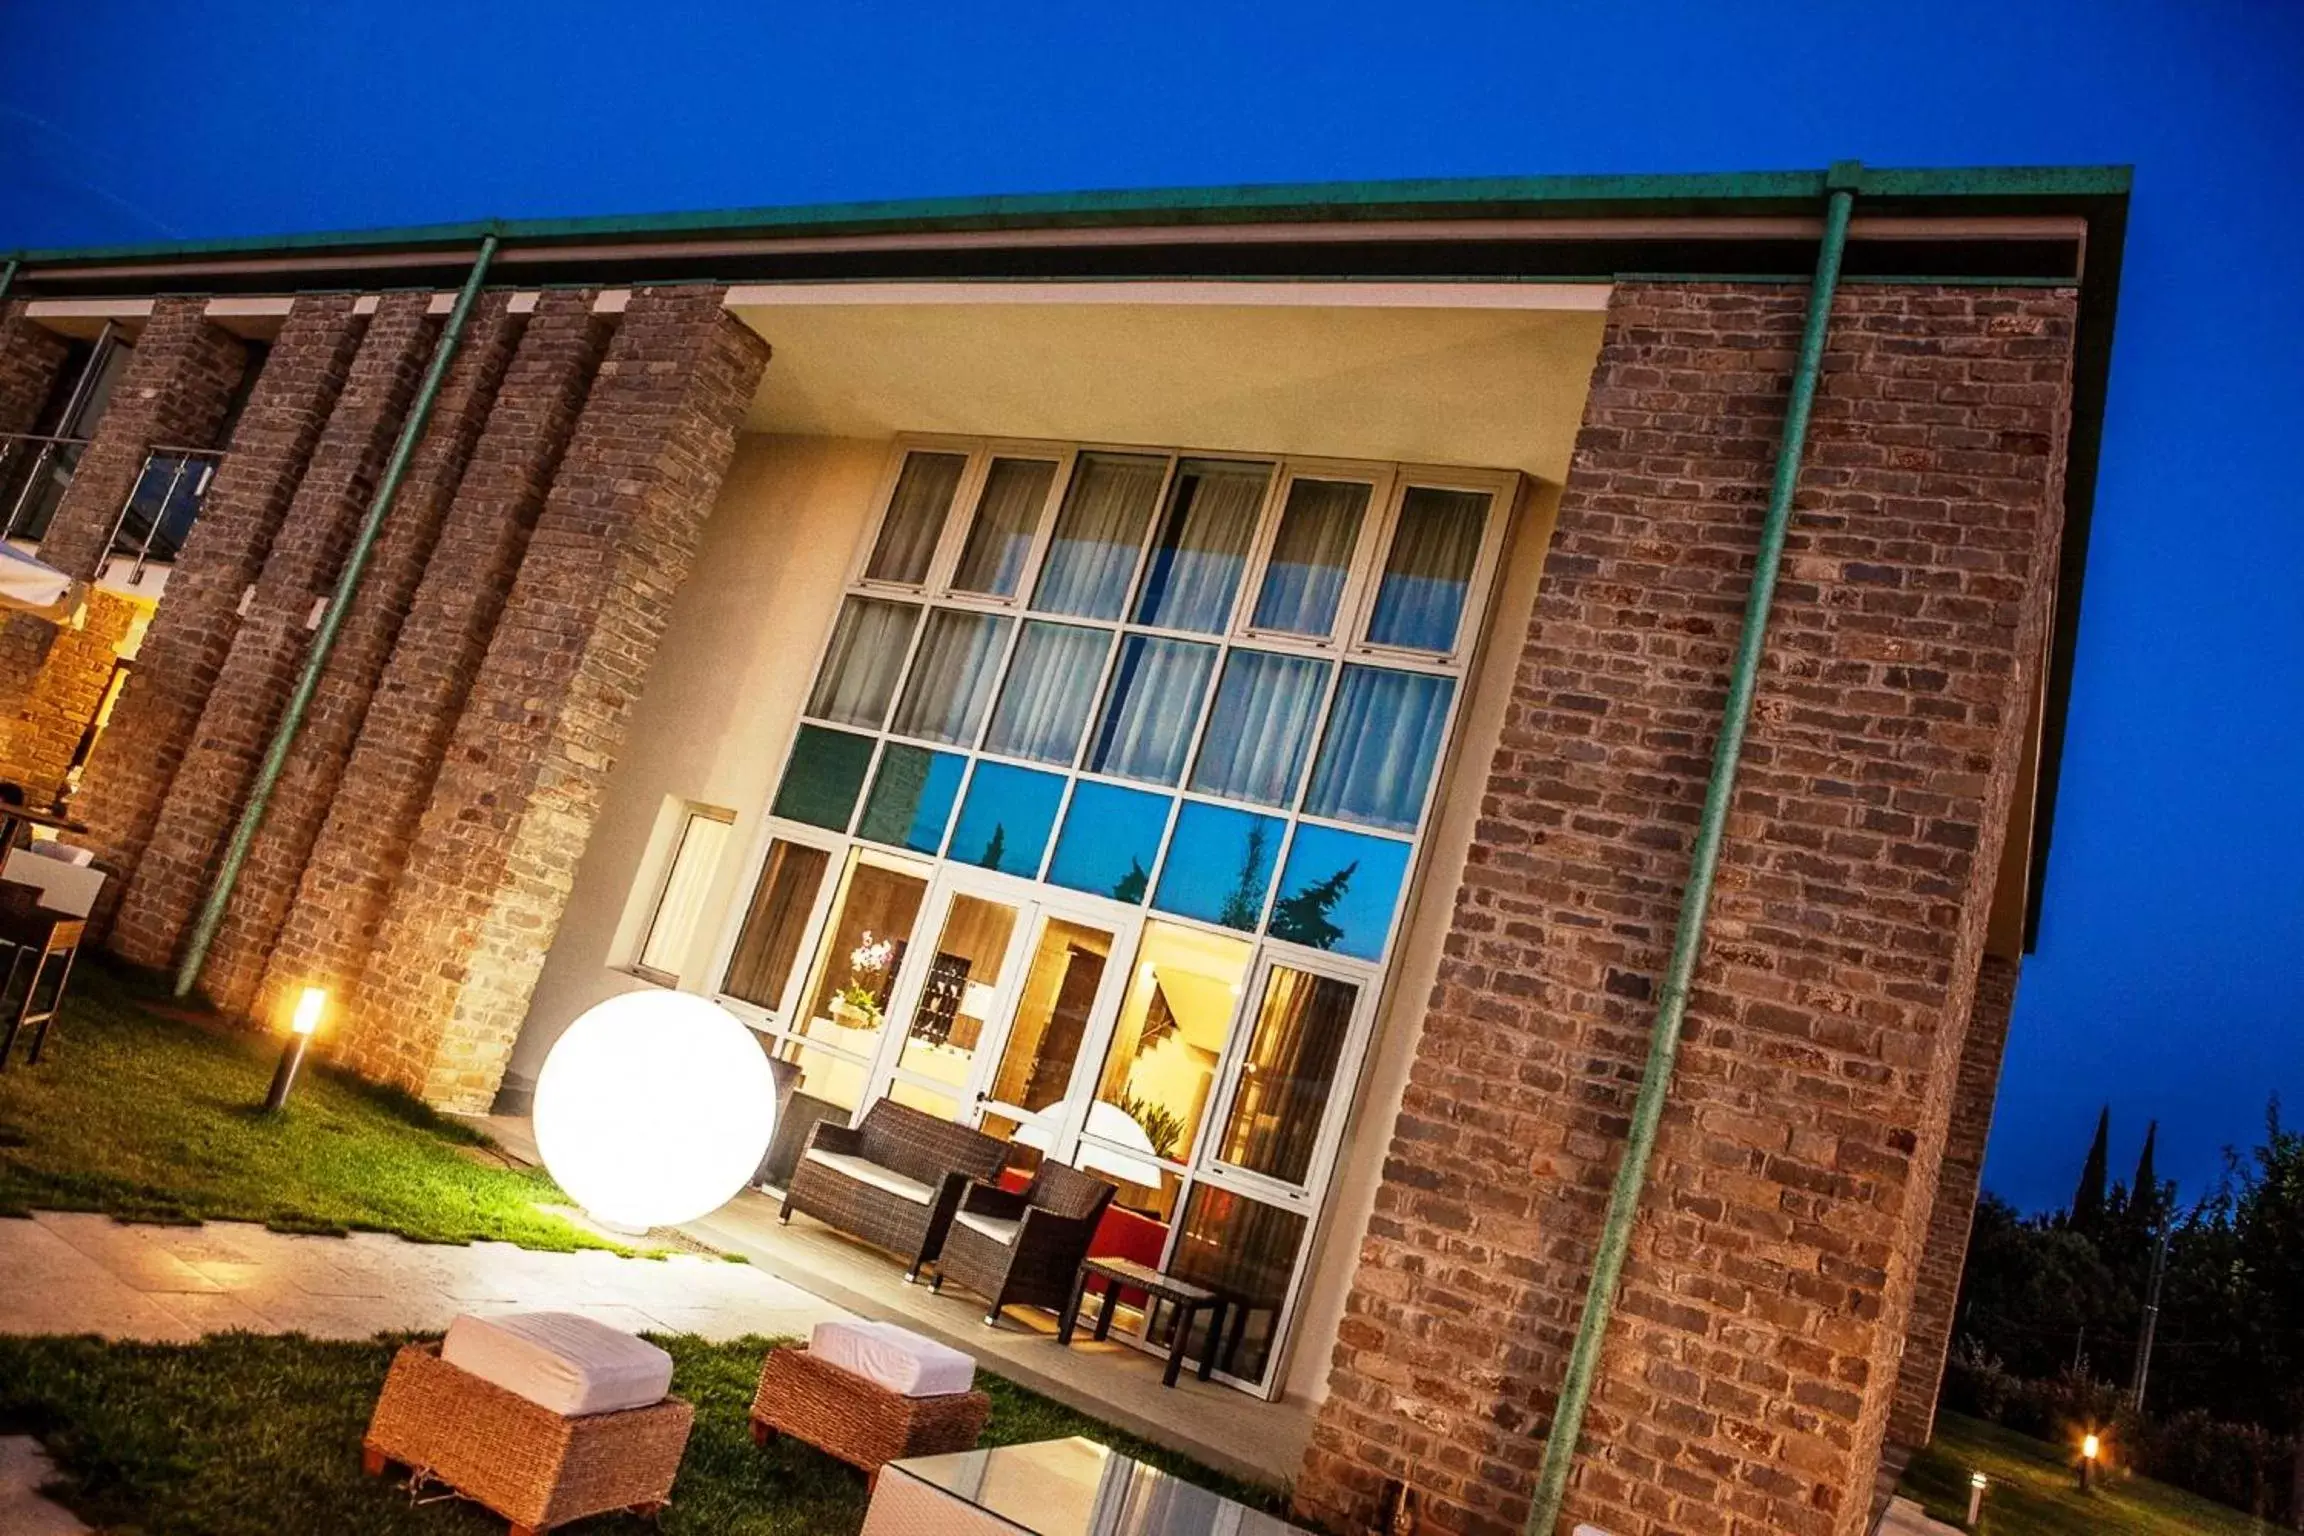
809,1319,976,1398
440,1311,674,1417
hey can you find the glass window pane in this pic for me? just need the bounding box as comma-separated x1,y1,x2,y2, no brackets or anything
982,621,1109,766
947,762,1066,877
1167,1185,1307,1385
1152,801,1282,932
1220,967,1358,1185
889,609,1012,746
1132,459,1271,633
722,840,832,1011
1188,650,1329,808
789,1044,869,1112
1086,635,1215,786
1303,666,1454,832
1251,478,1370,637
794,855,928,1053
805,596,918,728
1046,781,1170,903
856,744,966,855
951,457,1056,598
865,450,967,585
1268,823,1413,961
1031,452,1166,619
636,812,730,979
988,918,1113,1114
1366,486,1489,652
1093,921,1252,1171
898,893,1019,1088
769,725,876,831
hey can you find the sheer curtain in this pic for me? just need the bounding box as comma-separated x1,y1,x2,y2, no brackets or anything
983,621,1110,764
1219,966,1355,1185
865,451,967,585
1189,650,1330,807
1133,460,1272,632
951,457,1056,597
1032,453,1167,619
722,841,832,1010
1251,478,1370,636
1366,486,1489,651
1304,666,1454,831
806,596,918,727
890,609,1012,745
1087,635,1217,784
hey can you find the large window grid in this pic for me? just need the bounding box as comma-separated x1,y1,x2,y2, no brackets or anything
712,435,1516,1396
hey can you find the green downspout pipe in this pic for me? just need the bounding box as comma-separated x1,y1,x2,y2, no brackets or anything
1521,166,1859,1536
0,257,20,309
172,233,500,999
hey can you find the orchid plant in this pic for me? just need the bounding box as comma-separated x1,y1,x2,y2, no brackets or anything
834,931,896,1022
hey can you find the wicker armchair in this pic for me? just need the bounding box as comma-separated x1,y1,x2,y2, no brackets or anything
779,1099,1007,1280
931,1162,1116,1326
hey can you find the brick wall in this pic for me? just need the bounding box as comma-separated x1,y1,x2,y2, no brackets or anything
109,295,441,971
1887,953,2020,1450
280,292,610,1053
0,301,245,770
75,296,366,940
1294,282,2074,1536
197,295,521,1020
345,290,766,1108
0,304,70,436
3,588,142,803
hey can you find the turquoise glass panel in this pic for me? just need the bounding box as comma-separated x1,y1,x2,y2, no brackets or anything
1268,823,1413,961
1153,801,1283,931
1047,782,1171,903
947,762,1066,877
769,725,875,832
856,744,965,855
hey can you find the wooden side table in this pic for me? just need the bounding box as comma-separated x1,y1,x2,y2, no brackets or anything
1061,1255,1233,1388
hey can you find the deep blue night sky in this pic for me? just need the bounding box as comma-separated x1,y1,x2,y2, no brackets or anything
4,1,2298,1214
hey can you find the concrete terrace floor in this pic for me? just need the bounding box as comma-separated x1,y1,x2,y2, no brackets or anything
489,1115,1316,1489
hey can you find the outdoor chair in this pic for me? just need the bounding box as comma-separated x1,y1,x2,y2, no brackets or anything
931,1161,1117,1327
778,1098,1007,1280
749,1054,851,1190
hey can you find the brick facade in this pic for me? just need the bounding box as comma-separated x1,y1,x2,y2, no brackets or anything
76,297,368,936
0,300,245,773
0,303,70,437
344,290,767,1108
108,295,442,971
1293,283,2074,1536
279,292,611,1052
3,588,142,803
194,296,522,1020
1887,952,2020,1450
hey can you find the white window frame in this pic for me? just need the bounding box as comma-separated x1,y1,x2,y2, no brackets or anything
628,802,736,988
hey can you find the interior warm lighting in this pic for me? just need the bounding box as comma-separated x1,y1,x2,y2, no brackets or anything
534,991,778,1232
291,987,326,1036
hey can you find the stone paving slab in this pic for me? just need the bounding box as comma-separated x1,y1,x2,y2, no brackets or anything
0,1213,851,1342
0,1436,90,1535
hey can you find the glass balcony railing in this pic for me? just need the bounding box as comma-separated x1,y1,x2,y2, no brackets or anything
109,448,223,583
0,431,94,544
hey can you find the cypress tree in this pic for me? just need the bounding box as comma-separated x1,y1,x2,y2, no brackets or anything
2131,1120,2162,1232
2072,1104,2112,1236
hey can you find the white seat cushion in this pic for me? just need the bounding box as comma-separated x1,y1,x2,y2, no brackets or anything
953,1210,1021,1246
802,1148,934,1205
810,1319,976,1397
440,1311,673,1417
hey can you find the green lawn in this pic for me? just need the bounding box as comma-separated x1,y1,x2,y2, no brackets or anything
1902,1413,2281,1536
0,966,614,1250
0,1331,1285,1534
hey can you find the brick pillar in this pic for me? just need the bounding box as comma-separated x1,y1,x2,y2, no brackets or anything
1887,953,2019,1449
269,293,610,1050
108,295,441,972
4,589,143,802
0,300,245,751
74,297,367,939
0,304,71,435
1293,283,2075,1536
195,295,521,1020
346,289,766,1108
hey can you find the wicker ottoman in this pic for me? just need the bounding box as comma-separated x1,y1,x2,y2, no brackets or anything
748,1345,990,1480
364,1343,693,1535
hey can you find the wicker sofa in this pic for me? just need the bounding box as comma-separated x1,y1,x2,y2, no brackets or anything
931,1162,1116,1326
779,1099,1007,1280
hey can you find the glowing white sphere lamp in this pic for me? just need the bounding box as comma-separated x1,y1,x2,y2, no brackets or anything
533,990,778,1233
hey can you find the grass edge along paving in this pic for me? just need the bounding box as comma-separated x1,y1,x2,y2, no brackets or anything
0,965,620,1252
0,1330,1288,1535
1902,1412,2284,1536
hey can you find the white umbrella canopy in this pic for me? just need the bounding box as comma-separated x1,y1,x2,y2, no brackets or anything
0,543,78,619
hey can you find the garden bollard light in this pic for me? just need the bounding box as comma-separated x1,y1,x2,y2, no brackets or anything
264,988,326,1113
1966,1470,1986,1528
2079,1432,2100,1492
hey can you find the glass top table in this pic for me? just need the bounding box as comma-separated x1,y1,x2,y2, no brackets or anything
866,1436,1307,1536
